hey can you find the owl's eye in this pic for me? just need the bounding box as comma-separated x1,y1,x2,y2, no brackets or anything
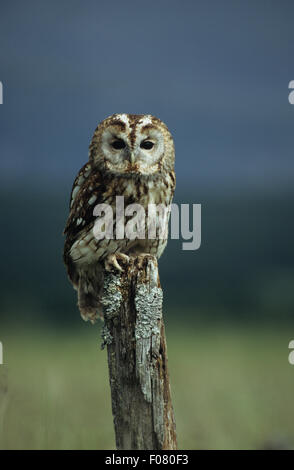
140,140,154,150
111,139,126,150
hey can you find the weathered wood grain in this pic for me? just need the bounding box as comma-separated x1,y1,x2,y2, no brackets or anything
101,254,177,450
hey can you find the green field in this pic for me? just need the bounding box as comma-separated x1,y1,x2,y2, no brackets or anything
1,322,294,449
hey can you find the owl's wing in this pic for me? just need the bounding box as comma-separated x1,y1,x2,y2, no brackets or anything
63,164,106,285
66,162,91,213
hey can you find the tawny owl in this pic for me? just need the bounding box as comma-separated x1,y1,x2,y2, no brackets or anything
63,114,175,323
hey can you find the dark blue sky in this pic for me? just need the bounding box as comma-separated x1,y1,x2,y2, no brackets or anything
0,0,293,194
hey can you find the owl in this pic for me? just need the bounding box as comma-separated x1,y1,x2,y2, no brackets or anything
63,114,175,323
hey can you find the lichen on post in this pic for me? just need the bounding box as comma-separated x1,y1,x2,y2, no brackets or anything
101,254,177,450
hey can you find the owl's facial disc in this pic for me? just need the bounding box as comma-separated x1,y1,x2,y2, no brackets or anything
133,127,165,173
100,127,130,171
100,123,165,176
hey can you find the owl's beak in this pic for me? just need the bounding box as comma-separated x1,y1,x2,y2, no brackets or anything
129,152,136,164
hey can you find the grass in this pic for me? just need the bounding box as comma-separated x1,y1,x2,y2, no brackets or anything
0,321,294,449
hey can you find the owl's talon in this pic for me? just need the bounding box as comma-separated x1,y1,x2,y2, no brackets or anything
104,253,129,272
117,253,130,264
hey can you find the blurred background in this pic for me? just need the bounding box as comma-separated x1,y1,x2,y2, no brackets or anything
0,0,294,449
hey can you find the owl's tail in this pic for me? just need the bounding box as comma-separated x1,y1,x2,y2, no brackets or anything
77,265,104,324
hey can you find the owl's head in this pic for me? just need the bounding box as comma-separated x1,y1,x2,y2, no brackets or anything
89,114,174,177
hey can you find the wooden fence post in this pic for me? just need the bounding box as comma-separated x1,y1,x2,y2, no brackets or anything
101,254,177,450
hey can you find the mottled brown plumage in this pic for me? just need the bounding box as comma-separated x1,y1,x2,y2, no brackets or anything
63,114,175,322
